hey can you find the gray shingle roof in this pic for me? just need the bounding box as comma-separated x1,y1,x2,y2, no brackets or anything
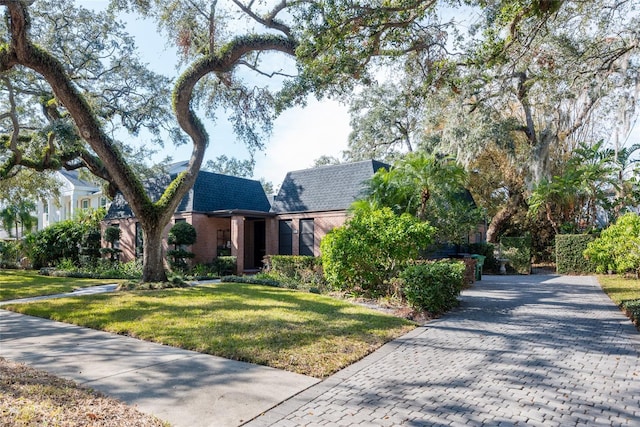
104,171,270,220
270,160,390,214
58,170,98,189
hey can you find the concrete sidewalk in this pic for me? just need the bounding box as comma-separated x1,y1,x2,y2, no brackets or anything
0,310,318,427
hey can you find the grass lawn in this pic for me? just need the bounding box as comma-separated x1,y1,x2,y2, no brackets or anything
4,282,416,378
597,274,640,327
0,270,120,301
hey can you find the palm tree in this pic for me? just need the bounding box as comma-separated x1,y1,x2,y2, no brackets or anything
0,201,36,238
396,153,467,221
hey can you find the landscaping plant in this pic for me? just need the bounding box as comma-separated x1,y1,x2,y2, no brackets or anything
321,206,434,296
585,213,640,275
400,261,465,314
166,221,197,271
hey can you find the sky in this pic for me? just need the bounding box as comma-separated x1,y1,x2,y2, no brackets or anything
80,0,352,189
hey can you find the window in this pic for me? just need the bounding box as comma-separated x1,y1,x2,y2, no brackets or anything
175,218,186,223
299,219,314,256
278,220,293,255
100,197,107,207
81,199,89,210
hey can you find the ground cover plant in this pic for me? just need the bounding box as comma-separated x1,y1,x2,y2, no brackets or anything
0,270,119,301
598,275,640,328
4,282,416,378
0,358,168,427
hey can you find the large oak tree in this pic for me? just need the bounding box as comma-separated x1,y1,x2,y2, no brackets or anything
1,0,451,281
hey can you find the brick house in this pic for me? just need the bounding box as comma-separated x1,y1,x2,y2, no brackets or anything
103,160,390,273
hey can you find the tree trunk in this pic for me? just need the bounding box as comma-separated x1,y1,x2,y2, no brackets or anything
486,193,524,243
141,223,168,282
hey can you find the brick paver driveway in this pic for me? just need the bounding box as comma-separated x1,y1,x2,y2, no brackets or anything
248,274,640,426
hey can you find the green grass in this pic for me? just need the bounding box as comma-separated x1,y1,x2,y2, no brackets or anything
597,274,640,327
0,270,120,301
4,282,416,378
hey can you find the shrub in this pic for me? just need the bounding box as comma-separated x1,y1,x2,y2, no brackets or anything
555,234,597,274
0,240,21,268
44,259,142,280
622,299,640,327
584,213,640,274
220,274,281,288
263,255,325,290
190,263,219,279
167,222,197,270
211,256,237,276
79,228,102,267
25,220,91,268
321,206,435,296
500,236,531,274
400,261,465,314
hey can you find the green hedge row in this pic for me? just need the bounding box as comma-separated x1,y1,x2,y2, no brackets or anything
555,234,597,274
401,260,466,314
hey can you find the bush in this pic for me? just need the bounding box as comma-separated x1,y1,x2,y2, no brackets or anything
25,219,100,269
555,234,597,274
211,256,237,276
220,274,281,288
400,261,465,314
321,206,435,296
168,221,197,246
263,255,325,290
501,236,531,274
0,240,21,268
189,263,219,279
44,259,142,280
167,222,197,271
622,299,640,327
584,213,640,274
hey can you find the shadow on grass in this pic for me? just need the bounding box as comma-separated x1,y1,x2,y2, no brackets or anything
0,269,115,301
3,282,415,378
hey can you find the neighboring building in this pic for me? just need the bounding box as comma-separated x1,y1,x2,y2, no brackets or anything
36,170,109,230
103,160,390,273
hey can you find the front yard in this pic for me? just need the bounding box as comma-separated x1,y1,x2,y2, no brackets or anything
0,270,120,301
2,277,415,378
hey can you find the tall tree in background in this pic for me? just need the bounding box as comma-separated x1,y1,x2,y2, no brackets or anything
346,0,640,244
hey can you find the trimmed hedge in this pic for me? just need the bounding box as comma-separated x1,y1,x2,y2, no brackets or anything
555,234,597,274
263,255,325,290
501,236,531,274
400,260,465,314
211,256,237,276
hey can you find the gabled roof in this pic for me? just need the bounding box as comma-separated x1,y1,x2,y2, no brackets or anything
104,170,270,220
58,170,99,190
180,171,271,212
270,160,390,214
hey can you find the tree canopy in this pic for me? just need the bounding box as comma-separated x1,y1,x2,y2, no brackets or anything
0,0,576,279
344,0,640,247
